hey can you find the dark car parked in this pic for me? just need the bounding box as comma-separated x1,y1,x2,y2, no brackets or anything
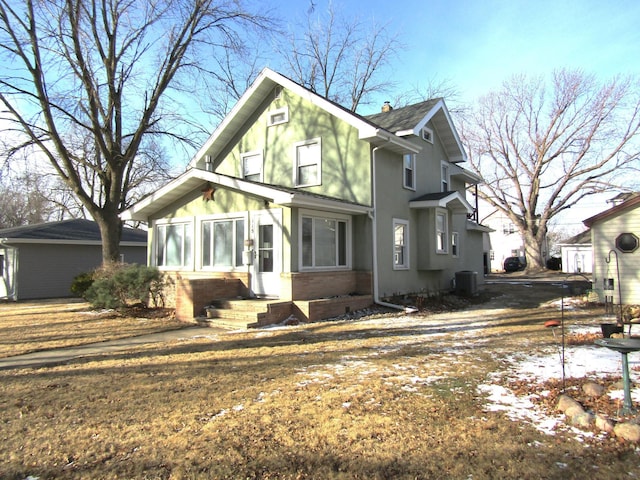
503,256,526,272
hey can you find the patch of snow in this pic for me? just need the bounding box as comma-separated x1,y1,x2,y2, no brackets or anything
478,343,640,439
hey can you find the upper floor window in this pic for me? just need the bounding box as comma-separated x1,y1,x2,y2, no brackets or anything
403,153,416,190
301,212,349,269
422,127,434,143
436,210,448,254
393,219,409,269
294,138,321,187
502,223,515,235
267,106,288,126
156,221,192,268
441,162,449,192
241,151,263,182
202,217,245,268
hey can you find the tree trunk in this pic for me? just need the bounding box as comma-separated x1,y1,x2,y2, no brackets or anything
95,212,123,265
522,230,545,271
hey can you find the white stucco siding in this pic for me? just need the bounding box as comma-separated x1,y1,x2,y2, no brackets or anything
591,206,640,305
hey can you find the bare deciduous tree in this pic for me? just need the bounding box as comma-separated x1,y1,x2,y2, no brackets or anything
462,70,640,270
0,0,274,263
279,2,399,112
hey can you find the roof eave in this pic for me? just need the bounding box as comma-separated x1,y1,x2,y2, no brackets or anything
409,191,474,214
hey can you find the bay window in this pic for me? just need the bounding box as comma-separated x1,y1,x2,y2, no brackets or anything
393,219,409,269
436,210,448,254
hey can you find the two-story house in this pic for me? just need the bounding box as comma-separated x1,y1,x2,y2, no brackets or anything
121,68,488,325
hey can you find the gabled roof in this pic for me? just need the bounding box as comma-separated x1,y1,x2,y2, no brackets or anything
583,193,640,227
559,229,592,246
188,68,420,170
365,99,467,163
0,219,147,245
120,168,372,221
409,191,474,215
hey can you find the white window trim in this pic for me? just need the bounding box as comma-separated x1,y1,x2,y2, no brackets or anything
267,106,289,126
240,150,264,182
298,209,351,271
441,161,450,192
198,213,249,271
403,153,416,191
393,218,410,270
436,209,448,254
422,127,434,143
153,218,194,271
293,138,322,187
451,231,459,258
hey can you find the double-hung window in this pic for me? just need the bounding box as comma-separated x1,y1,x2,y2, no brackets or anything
451,232,459,258
393,219,409,269
441,162,449,192
436,210,448,254
294,138,321,187
156,222,192,268
201,218,245,268
403,153,416,190
242,151,263,182
301,212,349,269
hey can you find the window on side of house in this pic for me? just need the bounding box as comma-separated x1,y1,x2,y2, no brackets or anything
241,151,263,182
502,223,515,235
202,218,245,269
403,153,416,190
436,210,448,254
441,162,449,192
422,127,434,143
0,253,4,277
267,106,288,126
393,219,409,269
156,222,193,268
294,138,321,187
301,212,349,269
451,232,459,257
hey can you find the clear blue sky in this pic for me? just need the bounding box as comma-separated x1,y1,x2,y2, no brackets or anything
275,0,640,115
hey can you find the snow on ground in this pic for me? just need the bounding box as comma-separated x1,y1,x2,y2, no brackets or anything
478,323,640,439
251,303,640,441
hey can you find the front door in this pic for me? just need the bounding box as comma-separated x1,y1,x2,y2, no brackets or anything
251,210,282,297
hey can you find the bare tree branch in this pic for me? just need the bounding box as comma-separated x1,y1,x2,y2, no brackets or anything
0,0,275,262
461,69,640,270
277,2,400,112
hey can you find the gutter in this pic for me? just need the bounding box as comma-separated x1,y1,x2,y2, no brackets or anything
370,143,414,313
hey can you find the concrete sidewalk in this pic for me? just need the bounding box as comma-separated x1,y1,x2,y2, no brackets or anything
0,326,224,370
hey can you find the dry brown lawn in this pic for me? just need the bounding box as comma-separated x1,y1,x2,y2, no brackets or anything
1,281,639,479
0,299,184,358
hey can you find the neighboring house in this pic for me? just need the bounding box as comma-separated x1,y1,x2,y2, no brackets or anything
481,209,526,272
583,193,640,305
121,68,489,324
558,229,592,274
0,219,147,300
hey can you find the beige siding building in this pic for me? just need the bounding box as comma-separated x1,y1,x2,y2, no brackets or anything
584,194,640,305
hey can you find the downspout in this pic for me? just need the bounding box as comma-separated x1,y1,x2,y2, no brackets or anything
370,145,410,312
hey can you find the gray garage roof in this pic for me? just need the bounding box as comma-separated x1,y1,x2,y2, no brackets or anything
0,219,147,244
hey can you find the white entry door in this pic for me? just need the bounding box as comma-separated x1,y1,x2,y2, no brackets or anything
251,210,282,297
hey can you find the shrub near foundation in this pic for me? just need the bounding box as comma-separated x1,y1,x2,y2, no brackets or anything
84,263,164,309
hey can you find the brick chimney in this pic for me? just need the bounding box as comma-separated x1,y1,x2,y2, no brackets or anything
381,101,393,112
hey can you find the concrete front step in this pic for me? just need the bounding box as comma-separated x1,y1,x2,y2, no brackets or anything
201,298,284,328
